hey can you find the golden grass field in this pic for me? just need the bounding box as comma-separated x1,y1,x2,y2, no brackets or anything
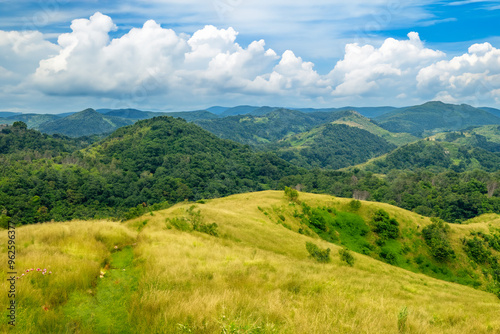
1,191,500,333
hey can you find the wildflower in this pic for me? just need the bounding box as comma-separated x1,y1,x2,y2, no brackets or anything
42,272,45,275
21,274,24,277
49,271,52,274
114,246,118,249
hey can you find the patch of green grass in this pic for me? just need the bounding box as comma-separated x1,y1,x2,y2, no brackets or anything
63,246,139,333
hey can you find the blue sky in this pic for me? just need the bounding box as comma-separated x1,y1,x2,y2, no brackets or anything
0,0,499,113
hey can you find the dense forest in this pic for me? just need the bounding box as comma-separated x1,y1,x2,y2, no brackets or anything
1,116,500,227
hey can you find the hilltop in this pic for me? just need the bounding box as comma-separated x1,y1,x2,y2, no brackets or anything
375,101,500,136
37,108,134,137
1,190,499,333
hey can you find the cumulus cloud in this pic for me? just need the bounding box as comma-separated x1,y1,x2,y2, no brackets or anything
417,42,500,104
329,32,445,97
1,12,500,111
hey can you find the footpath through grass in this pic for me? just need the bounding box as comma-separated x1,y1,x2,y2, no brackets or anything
63,246,139,333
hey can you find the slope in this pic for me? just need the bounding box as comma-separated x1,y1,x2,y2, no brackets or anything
375,101,500,136
275,123,397,169
2,191,499,333
37,108,134,137
431,125,500,152
331,110,417,146
350,139,500,173
0,113,60,128
194,108,352,148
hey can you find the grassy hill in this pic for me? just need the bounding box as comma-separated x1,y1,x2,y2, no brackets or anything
375,101,500,136
194,108,353,148
331,110,417,146
1,191,499,333
351,139,500,173
275,123,397,169
431,125,500,152
37,108,134,137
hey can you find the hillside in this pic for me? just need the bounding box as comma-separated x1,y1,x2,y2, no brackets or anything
296,106,397,118
331,110,417,146
431,125,500,152
0,117,300,225
0,113,60,128
194,108,351,147
275,123,397,169
350,140,500,174
1,191,499,333
37,108,134,137
375,101,500,136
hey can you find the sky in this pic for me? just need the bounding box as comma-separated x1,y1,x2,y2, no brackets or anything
0,0,499,113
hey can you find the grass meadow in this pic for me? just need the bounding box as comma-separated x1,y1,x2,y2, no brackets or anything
1,191,500,333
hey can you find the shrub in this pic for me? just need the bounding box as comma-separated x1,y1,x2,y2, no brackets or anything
339,248,355,266
306,242,331,263
372,209,399,240
422,219,455,262
284,186,299,202
380,247,398,265
464,237,492,265
349,200,361,211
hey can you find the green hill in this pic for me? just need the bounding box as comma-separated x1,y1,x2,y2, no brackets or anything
0,113,60,128
2,191,499,333
275,123,397,169
431,125,500,152
194,108,352,148
352,140,500,173
0,116,299,225
375,101,500,136
331,110,417,146
37,108,134,137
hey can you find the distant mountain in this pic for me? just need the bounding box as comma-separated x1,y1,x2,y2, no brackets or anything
275,123,397,170
479,107,500,118
37,108,134,137
295,106,397,118
220,105,260,117
353,139,500,173
0,113,61,128
375,101,500,136
194,108,351,147
103,108,154,119
162,110,219,122
248,106,280,116
0,112,22,118
206,106,229,114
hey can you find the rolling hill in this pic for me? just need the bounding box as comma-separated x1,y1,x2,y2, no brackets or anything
0,113,61,128
275,123,397,169
194,108,354,147
375,101,500,136
37,108,134,137
1,191,499,333
331,110,418,146
350,139,500,173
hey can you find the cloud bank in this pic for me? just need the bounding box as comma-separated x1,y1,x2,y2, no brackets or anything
1,12,500,111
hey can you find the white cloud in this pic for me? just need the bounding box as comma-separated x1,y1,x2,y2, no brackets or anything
1,12,500,112
329,32,445,97
417,42,500,104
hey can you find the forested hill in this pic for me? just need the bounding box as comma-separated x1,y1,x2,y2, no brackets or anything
193,108,353,147
274,123,396,169
0,117,300,225
353,140,500,174
375,101,500,136
37,108,134,137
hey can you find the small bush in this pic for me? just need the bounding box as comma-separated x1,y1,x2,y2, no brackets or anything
284,186,299,202
397,306,409,333
349,200,361,211
422,219,455,262
306,242,331,263
380,247,398,265
339,248,355,266
372,209,399,240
